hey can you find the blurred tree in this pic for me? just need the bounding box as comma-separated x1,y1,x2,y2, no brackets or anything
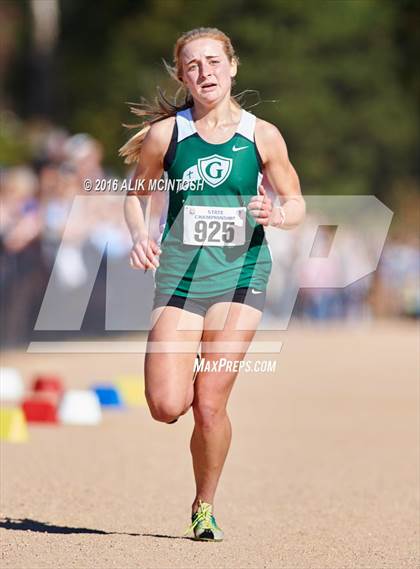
2,0,418,203
230,0,418,199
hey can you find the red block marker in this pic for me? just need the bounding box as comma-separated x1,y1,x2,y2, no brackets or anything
32,375,64,396
22,394,58,424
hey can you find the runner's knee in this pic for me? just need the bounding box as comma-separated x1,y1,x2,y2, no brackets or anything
148,399,186,423
192,399,226,430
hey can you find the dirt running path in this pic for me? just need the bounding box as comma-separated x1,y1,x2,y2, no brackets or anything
1,321,418,568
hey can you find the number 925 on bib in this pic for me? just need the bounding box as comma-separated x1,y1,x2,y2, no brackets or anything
183,205,246,247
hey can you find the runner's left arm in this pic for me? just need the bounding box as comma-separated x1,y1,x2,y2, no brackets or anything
253,120,306,230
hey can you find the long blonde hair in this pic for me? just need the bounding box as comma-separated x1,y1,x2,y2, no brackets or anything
119,27,240,164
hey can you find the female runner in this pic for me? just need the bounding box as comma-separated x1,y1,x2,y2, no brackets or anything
121,27,306,541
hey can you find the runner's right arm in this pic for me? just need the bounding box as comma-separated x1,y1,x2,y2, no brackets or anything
123,117,175,270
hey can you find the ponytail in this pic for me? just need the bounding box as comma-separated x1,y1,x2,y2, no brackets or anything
118,88,193,164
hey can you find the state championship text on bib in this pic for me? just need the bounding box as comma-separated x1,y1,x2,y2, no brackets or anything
183,205,246,247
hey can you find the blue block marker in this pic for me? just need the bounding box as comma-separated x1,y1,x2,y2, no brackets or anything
91,384,125,409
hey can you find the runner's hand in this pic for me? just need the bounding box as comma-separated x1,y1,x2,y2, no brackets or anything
247,184,273,226
129,237,161,270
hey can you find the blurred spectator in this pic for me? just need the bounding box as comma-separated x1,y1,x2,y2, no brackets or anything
372,236,420,319
0,128,131,346
1,166,45,345
0,126,418,348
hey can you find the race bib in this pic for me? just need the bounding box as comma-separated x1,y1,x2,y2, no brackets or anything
183,205,246,247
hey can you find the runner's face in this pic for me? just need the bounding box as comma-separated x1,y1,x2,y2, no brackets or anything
179,38,237,106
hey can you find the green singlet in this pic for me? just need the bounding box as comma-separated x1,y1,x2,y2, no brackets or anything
154,107,273,298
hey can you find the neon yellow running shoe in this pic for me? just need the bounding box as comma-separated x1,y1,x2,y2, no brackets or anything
183,500,224,541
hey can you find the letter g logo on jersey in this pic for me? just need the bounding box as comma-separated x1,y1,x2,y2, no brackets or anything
197,154,233,188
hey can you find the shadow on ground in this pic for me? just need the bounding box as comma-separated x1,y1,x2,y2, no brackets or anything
0,518,191,540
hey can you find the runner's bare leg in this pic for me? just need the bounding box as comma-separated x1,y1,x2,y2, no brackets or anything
190,302,262,513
